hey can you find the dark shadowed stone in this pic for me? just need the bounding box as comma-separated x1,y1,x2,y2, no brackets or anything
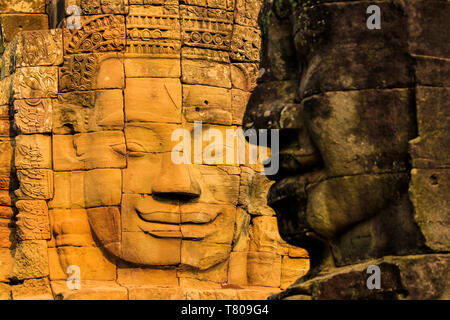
414,56,450,87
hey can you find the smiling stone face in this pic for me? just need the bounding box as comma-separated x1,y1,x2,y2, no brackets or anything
244,0,450,279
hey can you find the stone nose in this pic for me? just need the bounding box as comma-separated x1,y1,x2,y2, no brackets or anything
152,153,201,199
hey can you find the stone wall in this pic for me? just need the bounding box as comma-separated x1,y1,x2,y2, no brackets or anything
0,0,310,300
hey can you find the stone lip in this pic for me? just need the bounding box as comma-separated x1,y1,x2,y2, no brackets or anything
271,254,450,300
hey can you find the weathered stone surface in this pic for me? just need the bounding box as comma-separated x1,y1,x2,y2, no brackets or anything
16,200,50,241
0,0,46,14
51,209,96,247
227,252,248,286
126,4,181,57
15,29,63,67
15,169,53,200
53,90,124,134
121,231,181,266
182,59,231,88
403,0,450,59
53,131,126,170
125,78,182,123
183,85,232,125
235,0,262,28
275,254,450,300
178,259,228,284
11,277,53,300
63,15,125,54
13,67,58,99
0,78,12,106
11,240,49,280
231,25,261,62
51,280,128,300
249,216,280,253
51,246,116,281
0,14,48,51
0,139,13,171
128,286,185,300
14,99,53,134
50,170,121,208
124,58,181,78
0,218,14,248
247,251,281,288
239,167,275,216
15,134,52,169
230,63,259,92
410,87,450,168
410,169,450,252
281,257,309,290
59,53,124,92
180,5,233,52
117,268,178,287
0,248,13,282
0,282,10,300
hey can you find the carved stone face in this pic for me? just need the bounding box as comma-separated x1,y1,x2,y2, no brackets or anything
244,1,425,266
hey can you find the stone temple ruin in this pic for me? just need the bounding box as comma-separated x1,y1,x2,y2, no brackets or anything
0,0,449,300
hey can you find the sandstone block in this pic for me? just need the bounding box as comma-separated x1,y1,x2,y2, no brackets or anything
51,209,96,247
117,268,178,287
0,248,13,281
11,278,53,300
181,240,231,271
247,251,281,288
183,85,232,125
15,29,63,67
0,77,12,105
128,286,185,300
121,231,181,266
54,246,116,281
125,78,182,123
15,134,52,169
63,15,125,54
0,139,13,171
13,67,58,99
230,63,259,92
125,58,181,78
249,216,281,253
227,251,248,286
14,99,53,134
50,169,121,208
11,240,49,280
0,0,46,14
182,59,231,88
410,169,450,252
0,218,14,248
0,14,48,51
86,207,120,255
281,257,310,289
410,87,450,168
15,169,53,200
16,200,50,241
51,280,128,300
53,90,124,134
53,131,126,171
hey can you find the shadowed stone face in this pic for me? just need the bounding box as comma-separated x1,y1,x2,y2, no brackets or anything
244,0,449,273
